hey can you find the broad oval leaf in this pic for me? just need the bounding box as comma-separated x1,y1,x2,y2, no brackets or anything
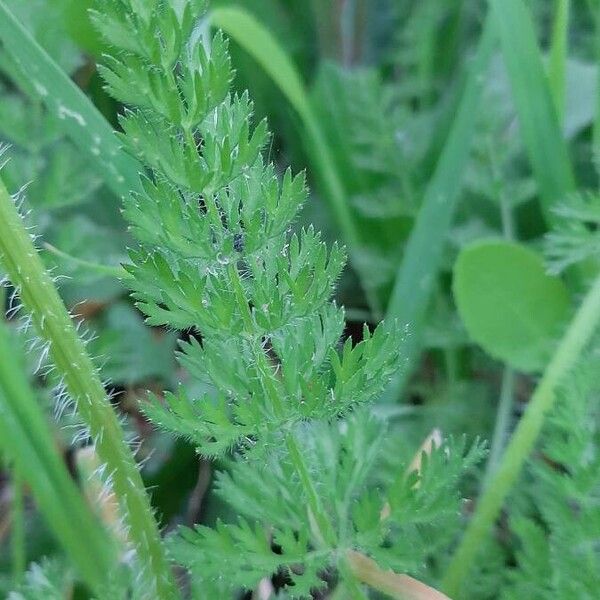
453,239,570,371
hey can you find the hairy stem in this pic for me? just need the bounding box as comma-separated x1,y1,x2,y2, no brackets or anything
228,262,337,547
0,179,178,599
442,271,600,596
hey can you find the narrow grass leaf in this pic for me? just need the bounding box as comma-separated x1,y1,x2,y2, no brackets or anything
0,0,142,200
549,0,571,120
0,319,115,596
381,14,496,401
491,0,576,223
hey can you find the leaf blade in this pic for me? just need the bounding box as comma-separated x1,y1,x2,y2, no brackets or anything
381,14,496,400
491,0,576,223
453,239,571,371
0,0,142,200
0,321,116,595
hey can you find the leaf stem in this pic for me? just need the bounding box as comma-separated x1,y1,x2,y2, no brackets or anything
0,179,179,599
227,261,337,547
285,432,337,547
442,271,600,596
43,242,129,279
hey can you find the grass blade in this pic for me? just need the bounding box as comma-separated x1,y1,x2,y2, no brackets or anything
0,0,142,200
549,0,571,120
589,2,600,153
491,0,576,223
381,14,496,400
0,319,115,595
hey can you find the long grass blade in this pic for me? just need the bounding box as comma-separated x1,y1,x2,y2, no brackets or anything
0,0,142,200
491,0,576,223
0,319,115,595
381,14,496,401
549,0,571,121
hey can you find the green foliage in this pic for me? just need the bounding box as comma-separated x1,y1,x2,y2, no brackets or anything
91,0,484,596
209,6,376,312
443,270,600,596
546,191,600,274
7,560,73,600
0,0,141,201
381,16,497,400
311,63,411,302
0,0,128,306
503,361,600,599
95,0,399,455
170,414,484,596
2,0,600,598
490,0,575,224
89,302,178,386
453,240,571,371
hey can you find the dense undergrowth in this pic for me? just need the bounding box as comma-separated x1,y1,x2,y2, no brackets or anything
1,0,600,598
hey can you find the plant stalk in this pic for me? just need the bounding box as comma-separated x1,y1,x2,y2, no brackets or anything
285,432,337,547
227,260,338,547
442,271,600,596
0,179,178,599
347,551,451,600
482,367,514,489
